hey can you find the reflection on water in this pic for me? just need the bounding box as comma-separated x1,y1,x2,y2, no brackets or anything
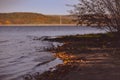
0,26,105,80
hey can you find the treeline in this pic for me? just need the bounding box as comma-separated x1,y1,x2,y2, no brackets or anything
0,12,74,24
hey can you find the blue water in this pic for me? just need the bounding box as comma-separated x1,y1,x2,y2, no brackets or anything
0,26,105,80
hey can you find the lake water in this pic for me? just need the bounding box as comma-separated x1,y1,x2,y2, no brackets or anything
0,26,105,80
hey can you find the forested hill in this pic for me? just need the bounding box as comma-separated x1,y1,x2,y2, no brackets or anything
0,12,74,24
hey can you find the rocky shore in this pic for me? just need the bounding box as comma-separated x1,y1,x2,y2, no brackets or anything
24,33,120,80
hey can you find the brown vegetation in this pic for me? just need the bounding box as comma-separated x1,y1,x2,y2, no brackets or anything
0,12,74,24
24,33,120,80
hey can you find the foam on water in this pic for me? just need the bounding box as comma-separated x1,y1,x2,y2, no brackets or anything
0,26,105,80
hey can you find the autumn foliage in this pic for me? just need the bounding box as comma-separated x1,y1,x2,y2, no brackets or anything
0,12,74,24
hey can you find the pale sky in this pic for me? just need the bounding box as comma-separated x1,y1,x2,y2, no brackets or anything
0,0,78,15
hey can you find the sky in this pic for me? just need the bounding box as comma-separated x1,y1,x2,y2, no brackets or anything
0,0,78,15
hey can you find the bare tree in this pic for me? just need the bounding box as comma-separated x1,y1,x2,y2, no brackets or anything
70,0,120,34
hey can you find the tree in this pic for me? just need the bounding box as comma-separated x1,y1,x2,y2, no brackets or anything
70,0,120,34
0,22,2,24
5,20,11,24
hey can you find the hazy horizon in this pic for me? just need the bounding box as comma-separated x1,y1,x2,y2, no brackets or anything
0,12,70,15
0,0,78,15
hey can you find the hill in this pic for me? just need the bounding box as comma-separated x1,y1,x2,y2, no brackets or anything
0,12,74,24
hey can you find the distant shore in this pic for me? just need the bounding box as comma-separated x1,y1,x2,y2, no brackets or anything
0,24,76,26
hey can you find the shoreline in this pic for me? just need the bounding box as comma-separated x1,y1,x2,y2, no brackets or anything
24,33,120,80
0,24,76,27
